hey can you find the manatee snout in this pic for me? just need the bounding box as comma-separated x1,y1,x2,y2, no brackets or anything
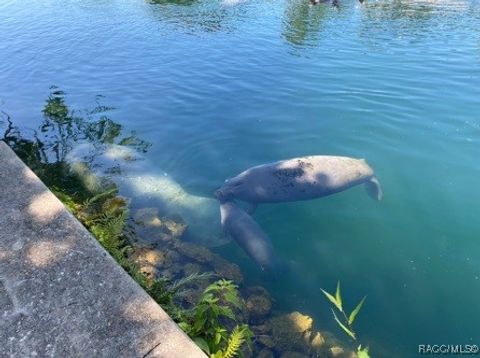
214,188,231,202
214,179,238,202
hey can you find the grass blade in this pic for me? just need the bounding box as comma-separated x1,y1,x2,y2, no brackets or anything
335,281,342,311
348,296,366,325
332,309,356,340
321,288,340,311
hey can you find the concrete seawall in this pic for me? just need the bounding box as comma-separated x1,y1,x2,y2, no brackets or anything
0,141,206,357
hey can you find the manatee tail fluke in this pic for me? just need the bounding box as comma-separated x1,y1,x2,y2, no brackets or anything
365,176,383,201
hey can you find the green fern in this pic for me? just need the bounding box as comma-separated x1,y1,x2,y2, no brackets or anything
223,325,249,358
83,187,118,208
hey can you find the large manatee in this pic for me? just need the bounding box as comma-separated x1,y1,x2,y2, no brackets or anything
220,200,278,271
215,156,382,208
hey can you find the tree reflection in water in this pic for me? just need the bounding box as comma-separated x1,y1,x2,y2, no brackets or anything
1,86,150,195
282,0,330,48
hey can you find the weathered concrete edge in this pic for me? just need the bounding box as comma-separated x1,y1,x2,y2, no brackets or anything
0,141,206,358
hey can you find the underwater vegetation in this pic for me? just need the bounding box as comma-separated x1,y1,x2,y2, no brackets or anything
321,282,371,358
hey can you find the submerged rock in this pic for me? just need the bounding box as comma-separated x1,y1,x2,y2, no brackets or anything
245,286,272,323
134,207,162,227
134,207,187,242
257,334,275,349
269,311,313,353
163,217,187,238
328,346,345,357
308,331,326,352
130,246,167,278
212,256,244,284
174,241,215,264
280,352,309,358
257,348,275,358
320,331,343,349
251,323,271,335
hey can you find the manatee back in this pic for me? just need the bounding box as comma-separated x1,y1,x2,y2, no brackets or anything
230,156,375,203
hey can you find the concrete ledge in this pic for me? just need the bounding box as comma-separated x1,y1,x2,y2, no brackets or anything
0,141,206,358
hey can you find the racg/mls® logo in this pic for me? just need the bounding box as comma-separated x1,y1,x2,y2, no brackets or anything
419,345,479,355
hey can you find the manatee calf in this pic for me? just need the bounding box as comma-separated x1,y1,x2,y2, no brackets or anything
220,200,277,271
215,156,382,209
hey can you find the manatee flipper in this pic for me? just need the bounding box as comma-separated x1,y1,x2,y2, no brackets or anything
246,202,258,215
365,176,383,201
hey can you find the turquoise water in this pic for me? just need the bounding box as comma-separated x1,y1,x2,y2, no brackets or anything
1,0,480,356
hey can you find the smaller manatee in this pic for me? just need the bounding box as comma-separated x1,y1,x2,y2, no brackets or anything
220,200,278,272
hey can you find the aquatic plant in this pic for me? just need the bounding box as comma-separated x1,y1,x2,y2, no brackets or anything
179,279,253,357
321,281,371,358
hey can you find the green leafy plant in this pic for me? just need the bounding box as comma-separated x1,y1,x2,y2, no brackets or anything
321,281,371,358
210,325,252,358
179,279,253,357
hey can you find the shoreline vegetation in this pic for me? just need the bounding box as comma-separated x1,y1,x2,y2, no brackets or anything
1,87,363,358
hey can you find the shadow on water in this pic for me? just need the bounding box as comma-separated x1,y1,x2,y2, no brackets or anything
3,86,149,164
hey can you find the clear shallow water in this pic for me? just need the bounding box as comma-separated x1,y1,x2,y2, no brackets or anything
1,0,480,356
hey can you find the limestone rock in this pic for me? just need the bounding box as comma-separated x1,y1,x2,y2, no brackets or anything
269,311,313,353
134,208,187,241
320,331,342,348
245,287,272,323
309,331,327,352
212,256,244,284
174,241,215,264
257,334,275,348
328,346,358,358
130,246,167,277
134,208,162,227
328,346,345,357
162,217,187,238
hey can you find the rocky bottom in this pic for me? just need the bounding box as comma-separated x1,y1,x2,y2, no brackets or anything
131,208,358,358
